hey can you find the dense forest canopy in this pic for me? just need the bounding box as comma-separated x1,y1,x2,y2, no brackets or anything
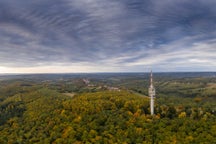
0,73,216,143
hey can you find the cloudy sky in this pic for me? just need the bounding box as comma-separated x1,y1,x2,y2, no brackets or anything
0,0,216,73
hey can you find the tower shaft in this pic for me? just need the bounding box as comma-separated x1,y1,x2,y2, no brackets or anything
150,94,154,115
148,70,155,115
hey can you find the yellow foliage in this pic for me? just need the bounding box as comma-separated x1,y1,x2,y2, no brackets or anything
127,111,133,116
73,141,83,144
60,109,65,115
62,126,73,138
186,135,194,142
155,114,161,119
146,118,152,123
74,115,82,123
178,112,186,118
136,127,143,135
12,122,19,129
134,109,142,117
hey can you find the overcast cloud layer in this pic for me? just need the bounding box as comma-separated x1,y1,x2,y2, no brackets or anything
0,0,216,73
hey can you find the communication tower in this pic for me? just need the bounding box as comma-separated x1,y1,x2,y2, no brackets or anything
148,70,155,115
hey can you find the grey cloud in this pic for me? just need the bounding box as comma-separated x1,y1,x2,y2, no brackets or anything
0,0,216,71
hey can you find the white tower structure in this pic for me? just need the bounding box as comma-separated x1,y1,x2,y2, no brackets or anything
148,70,155,115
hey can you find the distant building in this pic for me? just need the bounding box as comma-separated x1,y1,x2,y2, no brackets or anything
148,70,155,115
83,79,90,85
103,85,121,91
108,86,121,92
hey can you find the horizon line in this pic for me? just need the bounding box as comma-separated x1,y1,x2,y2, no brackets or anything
0,71,216,75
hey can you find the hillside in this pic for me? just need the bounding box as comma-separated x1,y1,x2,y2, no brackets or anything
0,74,216,143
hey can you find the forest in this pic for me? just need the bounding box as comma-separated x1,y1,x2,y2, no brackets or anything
0,73,216,143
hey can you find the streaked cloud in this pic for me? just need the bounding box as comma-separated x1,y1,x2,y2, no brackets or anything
0,0,216,72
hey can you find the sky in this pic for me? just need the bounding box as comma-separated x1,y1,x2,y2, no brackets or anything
0,0,216,73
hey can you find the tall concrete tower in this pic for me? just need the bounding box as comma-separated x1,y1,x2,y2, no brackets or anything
148,70,155,115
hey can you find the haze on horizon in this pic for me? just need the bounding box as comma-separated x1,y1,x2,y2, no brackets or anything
0,0,216,73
